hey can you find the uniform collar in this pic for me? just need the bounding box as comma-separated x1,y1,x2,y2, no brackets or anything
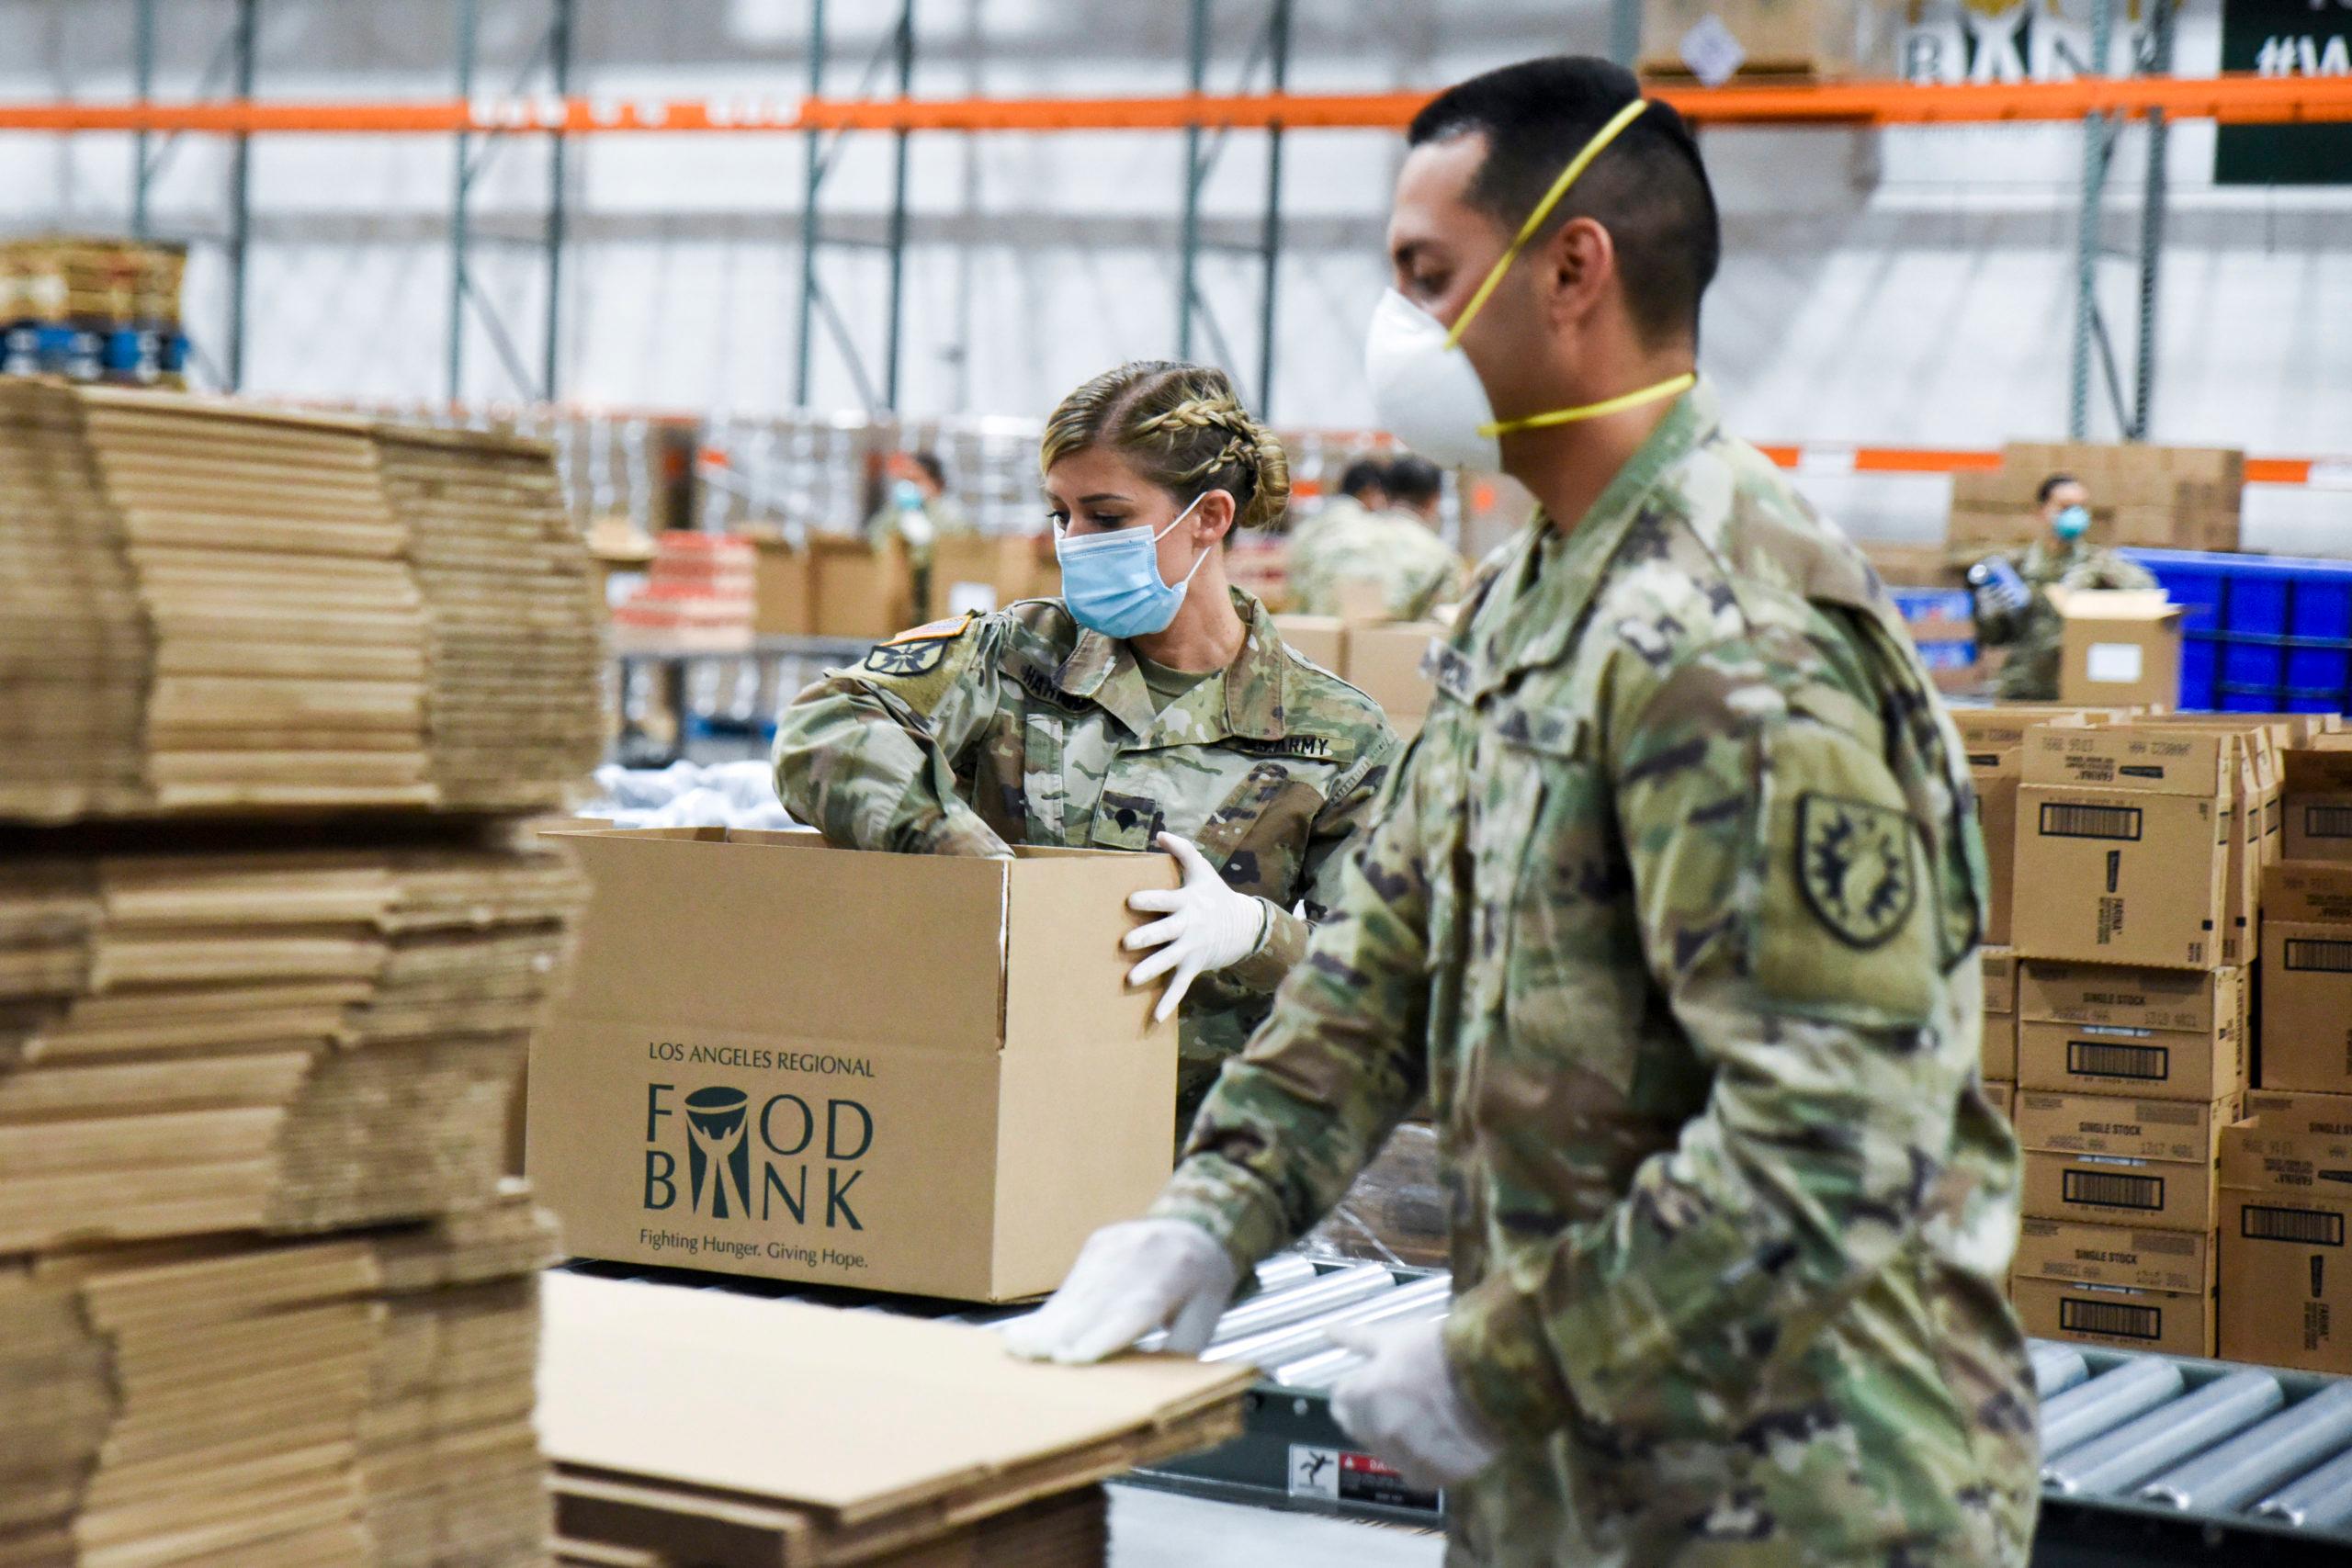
1464,378,1719,687
1056,587,1289,741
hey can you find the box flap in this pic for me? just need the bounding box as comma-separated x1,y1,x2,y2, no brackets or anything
555,829,1010,1053
2020,726,2229,795
1002,852,1176,1052
2265,863,2352,926
2050,588,2180,624
2243,1091,2352,1141
1951,710,2102,753
1965,746,2022,779
538,1273,1254,1516
2018,961,2229,1032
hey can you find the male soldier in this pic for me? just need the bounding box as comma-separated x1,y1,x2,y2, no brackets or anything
1291,453,1468,620
1283,456,1389,588
1973,472,2159,700
1009,57,2037,1568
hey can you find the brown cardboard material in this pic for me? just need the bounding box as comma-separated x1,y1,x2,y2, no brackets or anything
2020,1149,2218,1233
2260,863,2352,1094
538,1272,1254,1557
2014,1091,2237,1165
1987,1081,2014,1120
2012,1275,2214,1358
2219,1189,2352,1373
2015,728,2232,969
1950,707,2111,755
2016,963,2244,1101
2284,749,2352,863
2051,589,2183,709
1345,622,1443,726
931,536,1050,619
2243,1089,2352,1141
2014,1217,2215,1295
1271,615,1346,673
1971,752,2019,947
749,535,812,637
809,535,913,640
1981,947,2018,1082
528,829,1182,1303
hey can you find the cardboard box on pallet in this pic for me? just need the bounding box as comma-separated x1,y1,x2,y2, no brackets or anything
2017,961,2244,1102
2012,1217,2216,1357
527,828,1182,1303
1982,947,2018,1083
2260,863,2352,1094
2284,748,2352,864
2218,1111,2352,1372
2013,726,2235,970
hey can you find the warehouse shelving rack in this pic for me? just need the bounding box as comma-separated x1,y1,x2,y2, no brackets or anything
7,1,2351,423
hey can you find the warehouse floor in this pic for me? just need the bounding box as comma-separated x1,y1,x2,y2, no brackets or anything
1107,1484,1445,1566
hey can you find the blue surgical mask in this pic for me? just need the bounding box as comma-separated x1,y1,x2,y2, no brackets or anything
2053,504,2090,541
893,479,925,510
1056,491,1216,639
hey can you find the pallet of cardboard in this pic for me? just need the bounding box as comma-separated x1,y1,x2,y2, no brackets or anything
539,1273,1250,1568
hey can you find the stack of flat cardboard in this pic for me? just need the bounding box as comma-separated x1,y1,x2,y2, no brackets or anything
0,381,603,820
0,1188,555,1568
539,1273,1252,1568
375,427,606,814
0,838,583,1252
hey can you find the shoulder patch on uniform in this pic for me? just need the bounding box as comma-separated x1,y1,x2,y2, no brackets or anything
1795,792,1917,950
882,611,977,647
863,639,951,677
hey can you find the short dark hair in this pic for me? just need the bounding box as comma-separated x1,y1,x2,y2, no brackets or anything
911,450,948,489
2037,472,2081,505
1385,455,1443,507
1408,57,1719,348
1337,457,1387,502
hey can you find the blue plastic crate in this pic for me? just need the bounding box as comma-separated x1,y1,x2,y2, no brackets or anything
2124,548,2352,714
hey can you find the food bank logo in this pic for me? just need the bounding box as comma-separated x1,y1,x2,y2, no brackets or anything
643,1082,872,1229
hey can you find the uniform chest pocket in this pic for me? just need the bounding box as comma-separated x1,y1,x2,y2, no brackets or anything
1463,705,1589,1013
1087,784,1165,852
1191,761,1322,898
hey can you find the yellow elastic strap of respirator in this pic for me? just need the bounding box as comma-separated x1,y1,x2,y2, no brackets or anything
1439,96,1697,439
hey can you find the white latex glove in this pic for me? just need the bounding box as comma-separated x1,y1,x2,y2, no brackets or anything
1001,1219,1240,1363
898,507,937,548
1326,1318,1505,1493
1124,832,1270,1024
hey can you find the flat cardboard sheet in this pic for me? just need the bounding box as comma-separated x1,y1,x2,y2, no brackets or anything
538,1273,1251,1517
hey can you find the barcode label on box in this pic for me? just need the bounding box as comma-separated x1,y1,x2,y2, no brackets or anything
2067,1040,2170,1081
2041,802,2143,841
2242,1205,2346,1247
2132,1231,2199,1256
2060,1296,2164,1341
2307,806,2352,841
2064,1168,2166,1211
2285,938,2352,975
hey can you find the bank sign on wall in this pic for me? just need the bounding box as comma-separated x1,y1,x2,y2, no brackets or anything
1894,0,2349,186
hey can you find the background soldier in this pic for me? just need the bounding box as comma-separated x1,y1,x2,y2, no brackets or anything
1973,471,2161,701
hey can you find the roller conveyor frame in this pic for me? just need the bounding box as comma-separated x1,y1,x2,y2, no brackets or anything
555,1258,2352,1562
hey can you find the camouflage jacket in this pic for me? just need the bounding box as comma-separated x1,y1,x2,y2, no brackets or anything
1153,386,2037,1568
1290,507,1468,621
862,495,975,570
1976,536,2157,701
771,589,1397,1092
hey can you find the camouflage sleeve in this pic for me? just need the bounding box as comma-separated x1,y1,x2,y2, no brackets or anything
1147,739,1430,1272
1442,636,1966,1444
1218,731,1399,995
1971,551,2026,646
2081,549,2158,592
770,617,1012,857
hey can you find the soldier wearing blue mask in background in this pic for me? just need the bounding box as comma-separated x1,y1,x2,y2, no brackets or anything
1973,471,2158,700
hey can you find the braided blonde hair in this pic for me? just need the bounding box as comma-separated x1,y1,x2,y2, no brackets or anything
1039,361,1292,534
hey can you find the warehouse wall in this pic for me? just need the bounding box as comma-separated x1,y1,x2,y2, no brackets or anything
1,0,2346,550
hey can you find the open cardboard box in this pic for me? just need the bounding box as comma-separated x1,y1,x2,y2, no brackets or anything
527,827,1181,1302
2051,588,2182,709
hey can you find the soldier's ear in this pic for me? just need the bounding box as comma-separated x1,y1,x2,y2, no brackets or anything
1193,488,1238,544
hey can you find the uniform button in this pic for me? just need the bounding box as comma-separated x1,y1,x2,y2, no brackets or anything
1116,807,1136,829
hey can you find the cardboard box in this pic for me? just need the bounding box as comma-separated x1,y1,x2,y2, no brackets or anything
1638,0,1871,77
809,535,914,640
527,828,1182,1302
2015,728,2233,969
2015,1091,2237,1166
2017,962,2244,1101
2261,863,2352,1094
2219,1182,2352,1372
1987,1081,2014,1119
2284,749,2352,864
2014,1216,2216,1296
1272,615,1347,673
931,535,1051,619
1972,751,2020,947
1950,707,2116,755
2129,719,2280,964
1981,947,2018,1082
2021,1148,2218,1233
1346,622,1443,730
2052,590,2182,709
749,535,812,637
2011,1274,2214,1358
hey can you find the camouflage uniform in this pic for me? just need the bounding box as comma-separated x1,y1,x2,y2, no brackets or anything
1152,385,2038,1567
772,589,1397,1121
1976,536,2158,702
1291,506,1469,621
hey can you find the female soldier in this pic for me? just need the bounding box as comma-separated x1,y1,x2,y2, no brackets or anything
772,361,1397,1126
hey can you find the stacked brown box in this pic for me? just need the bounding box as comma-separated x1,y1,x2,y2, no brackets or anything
1946,441,2244,561
2283,746,2352,864
2219,1091,2352,1372
1270,614,1444,738
1982,948,2018,1086
2261,863,2352,1094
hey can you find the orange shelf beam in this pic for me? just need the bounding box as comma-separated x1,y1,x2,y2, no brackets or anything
1756,446,2343,485
1,73,2348,136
